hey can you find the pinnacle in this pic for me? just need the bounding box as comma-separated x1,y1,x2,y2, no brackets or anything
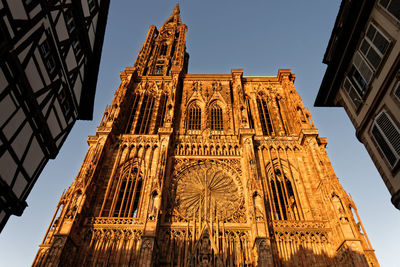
174,3,180,14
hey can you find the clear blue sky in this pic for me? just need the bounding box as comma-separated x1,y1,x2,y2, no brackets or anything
1,1,399,266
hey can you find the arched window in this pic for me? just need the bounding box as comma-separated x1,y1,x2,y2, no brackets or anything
210,103,223,131
135,94,155,134
125,93,141,133
188,104,201,130
112,167,142,218
160,44,168,56
269,168,299,220
154,94,168,132
297,106,307,123
257,98,273,135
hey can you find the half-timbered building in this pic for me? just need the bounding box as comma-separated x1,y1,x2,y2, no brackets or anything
0,0,110,231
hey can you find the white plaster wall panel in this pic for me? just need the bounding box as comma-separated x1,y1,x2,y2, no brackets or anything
0,94,16,126
3,109,24,140
12,173,27,198
65,47,76,71
25,59,43,93
11,122,32,160
55,14,68,42
73,76,82,105
46,109,61,138
23,137,44,177
54,100,67,129
0,151,17,185
6,0,27,20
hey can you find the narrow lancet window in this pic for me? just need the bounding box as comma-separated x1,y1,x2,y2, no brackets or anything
135,94,154,134
210,103,223,131
111,168,142,218
125,93,141,133
270,168,299,220
188,104,201,130
257,98,273,135
154,94,168,133
160,44,168,56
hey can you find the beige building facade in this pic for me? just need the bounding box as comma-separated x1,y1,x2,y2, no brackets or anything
316,0,400,209
33,5,379,266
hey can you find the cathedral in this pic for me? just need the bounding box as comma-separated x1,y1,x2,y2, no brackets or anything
33,5,379,267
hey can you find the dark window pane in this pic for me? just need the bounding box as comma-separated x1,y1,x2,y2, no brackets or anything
374,31,389,54
379,0,390,7
351,68,368,96
360,40,370,55
366,25,376,41
366,48,382,69
388,1,400,20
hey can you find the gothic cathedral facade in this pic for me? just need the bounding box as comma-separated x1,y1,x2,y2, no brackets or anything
33,5,379,267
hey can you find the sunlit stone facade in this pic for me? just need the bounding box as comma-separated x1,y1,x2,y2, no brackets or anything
33,5,379,266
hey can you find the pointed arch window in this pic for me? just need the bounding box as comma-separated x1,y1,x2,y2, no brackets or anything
257,98,273,135
135,94,155,134
154,93,168,133
188,104,201,130
210,103,223,131
160,44,168,56
269,168,299,220
125,93,141,133
112,167,143,218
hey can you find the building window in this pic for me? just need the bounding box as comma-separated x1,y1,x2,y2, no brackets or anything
344,23,391,109
39,39,56,75
112,168,142,217
22,0,36,11
160,44,168,56
394,81,400,101
72,39,83,61
210,103,223,131
359,23,390,70
154,94,168,132
188,104,201,130
379,0,400,21
88,0,96,14
155,65,163,75
64,9,75,33
135,94,154,134
125,93,140,133
57,89,71,115
371,110,400,168
270,169,299,221
256,98,273,135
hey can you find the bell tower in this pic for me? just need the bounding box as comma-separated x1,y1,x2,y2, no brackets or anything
33,5,379,267
134,4,189,76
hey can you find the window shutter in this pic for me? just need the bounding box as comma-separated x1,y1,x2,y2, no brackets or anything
372,111,400,167
394,81,400,100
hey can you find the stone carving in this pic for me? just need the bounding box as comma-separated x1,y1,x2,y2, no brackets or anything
173,161,244,222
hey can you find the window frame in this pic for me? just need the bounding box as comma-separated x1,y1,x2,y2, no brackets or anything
371,110,400,169
38,38,57,77
359,22,391,71
393,80,400,102
210,103,223,132
187,103,202,132
378,0,400,22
